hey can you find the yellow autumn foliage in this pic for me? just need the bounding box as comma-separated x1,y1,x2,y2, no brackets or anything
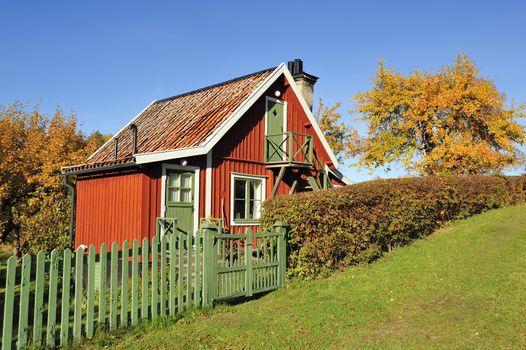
0,102,110,255
353,54,525,175
314,99,358,163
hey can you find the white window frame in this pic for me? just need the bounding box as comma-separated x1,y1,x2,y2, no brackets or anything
230,173,267,226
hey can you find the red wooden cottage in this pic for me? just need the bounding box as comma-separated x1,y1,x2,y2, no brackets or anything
62,59,349,248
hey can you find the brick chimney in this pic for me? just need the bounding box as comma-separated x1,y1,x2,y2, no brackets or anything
287,59,318,111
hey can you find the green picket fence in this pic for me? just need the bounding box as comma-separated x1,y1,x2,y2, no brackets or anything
0,221,288,349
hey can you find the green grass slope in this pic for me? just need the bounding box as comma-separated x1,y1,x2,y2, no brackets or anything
87,206,526,349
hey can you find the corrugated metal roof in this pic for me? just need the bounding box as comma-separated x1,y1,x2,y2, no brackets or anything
62,67,275,174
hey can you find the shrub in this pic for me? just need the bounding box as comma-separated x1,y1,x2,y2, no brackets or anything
261,175,526,278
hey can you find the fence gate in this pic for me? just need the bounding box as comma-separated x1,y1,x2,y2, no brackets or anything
201,221,288,306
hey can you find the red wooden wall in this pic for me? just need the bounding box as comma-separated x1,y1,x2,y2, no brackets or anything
76,169,150,250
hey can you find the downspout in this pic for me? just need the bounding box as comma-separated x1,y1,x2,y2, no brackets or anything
64,174,76,248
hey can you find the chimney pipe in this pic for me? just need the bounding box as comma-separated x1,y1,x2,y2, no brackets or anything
130,124,138,155
114,138,119,160
287,58,318,111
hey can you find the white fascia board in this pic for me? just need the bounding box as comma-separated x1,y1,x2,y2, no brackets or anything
328,166,352,185
281,67,341,168
87,100,157,161
200,64,286,153
134,146,207,164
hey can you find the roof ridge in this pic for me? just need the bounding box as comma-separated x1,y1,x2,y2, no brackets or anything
155,66,276,103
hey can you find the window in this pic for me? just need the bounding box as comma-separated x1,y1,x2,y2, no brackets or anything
167,172,193,203
231,174,265,224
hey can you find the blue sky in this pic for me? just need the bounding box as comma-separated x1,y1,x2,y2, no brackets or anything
1,0,525,181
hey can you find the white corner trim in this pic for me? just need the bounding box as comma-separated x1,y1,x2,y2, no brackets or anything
230,173,267,226
205,150,213,216
87,100,157,161
160,163,200,233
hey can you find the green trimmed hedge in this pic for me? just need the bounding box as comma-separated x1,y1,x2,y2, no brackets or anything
261,175,526,278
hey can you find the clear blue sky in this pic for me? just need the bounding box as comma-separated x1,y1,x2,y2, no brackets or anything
1,0,525,181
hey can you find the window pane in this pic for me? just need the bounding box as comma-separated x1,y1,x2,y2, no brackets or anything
180,189,191,202
169,174,178,187
234,199,246,220
169,188,179,202
234,179,246,199
180,174,191,188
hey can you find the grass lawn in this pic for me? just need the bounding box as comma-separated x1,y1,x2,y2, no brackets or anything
84,206,526,349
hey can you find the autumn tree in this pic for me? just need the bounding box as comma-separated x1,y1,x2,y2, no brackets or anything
314,99,357,163
352,54,526,175
0,102,109,255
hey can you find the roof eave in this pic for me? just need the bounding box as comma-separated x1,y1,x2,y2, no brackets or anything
61,161,139,176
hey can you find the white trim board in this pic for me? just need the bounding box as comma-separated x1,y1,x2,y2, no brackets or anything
205,150,213,216
102,63,341,170
160,163,200,234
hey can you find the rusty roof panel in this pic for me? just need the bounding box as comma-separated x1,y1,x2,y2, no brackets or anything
86,68,274,165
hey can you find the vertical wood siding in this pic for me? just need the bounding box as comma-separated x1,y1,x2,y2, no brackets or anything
76,170,144,249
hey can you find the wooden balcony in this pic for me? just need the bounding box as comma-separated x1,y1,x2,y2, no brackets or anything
264,132,314,168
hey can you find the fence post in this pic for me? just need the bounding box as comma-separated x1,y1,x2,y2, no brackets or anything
273,221,289,287
245,228,253,297
202,223,218,307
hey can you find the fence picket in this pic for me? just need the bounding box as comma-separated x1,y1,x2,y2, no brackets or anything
151,235,159,320
2,257,16,350
121,240,129,328
109,242,118,330
194,231,201,307
246,228,253,297
74,246,85,341
186,232,192,308
32,251,45,346
60,248,72,346
178,233,184,313
86,245,96,338
17,254,31,349
141,238,149,320
160,235,167,316
169,234,176,316
46,250,59,348
98,244,107,326
131,240,139,326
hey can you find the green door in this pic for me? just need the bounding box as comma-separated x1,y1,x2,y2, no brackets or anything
266,99,286,162
165,170,195,235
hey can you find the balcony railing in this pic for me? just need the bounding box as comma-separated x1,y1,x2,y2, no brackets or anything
265,132,313,166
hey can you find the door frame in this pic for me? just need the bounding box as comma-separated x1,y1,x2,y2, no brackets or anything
265,96,288,160
160,163,200,234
